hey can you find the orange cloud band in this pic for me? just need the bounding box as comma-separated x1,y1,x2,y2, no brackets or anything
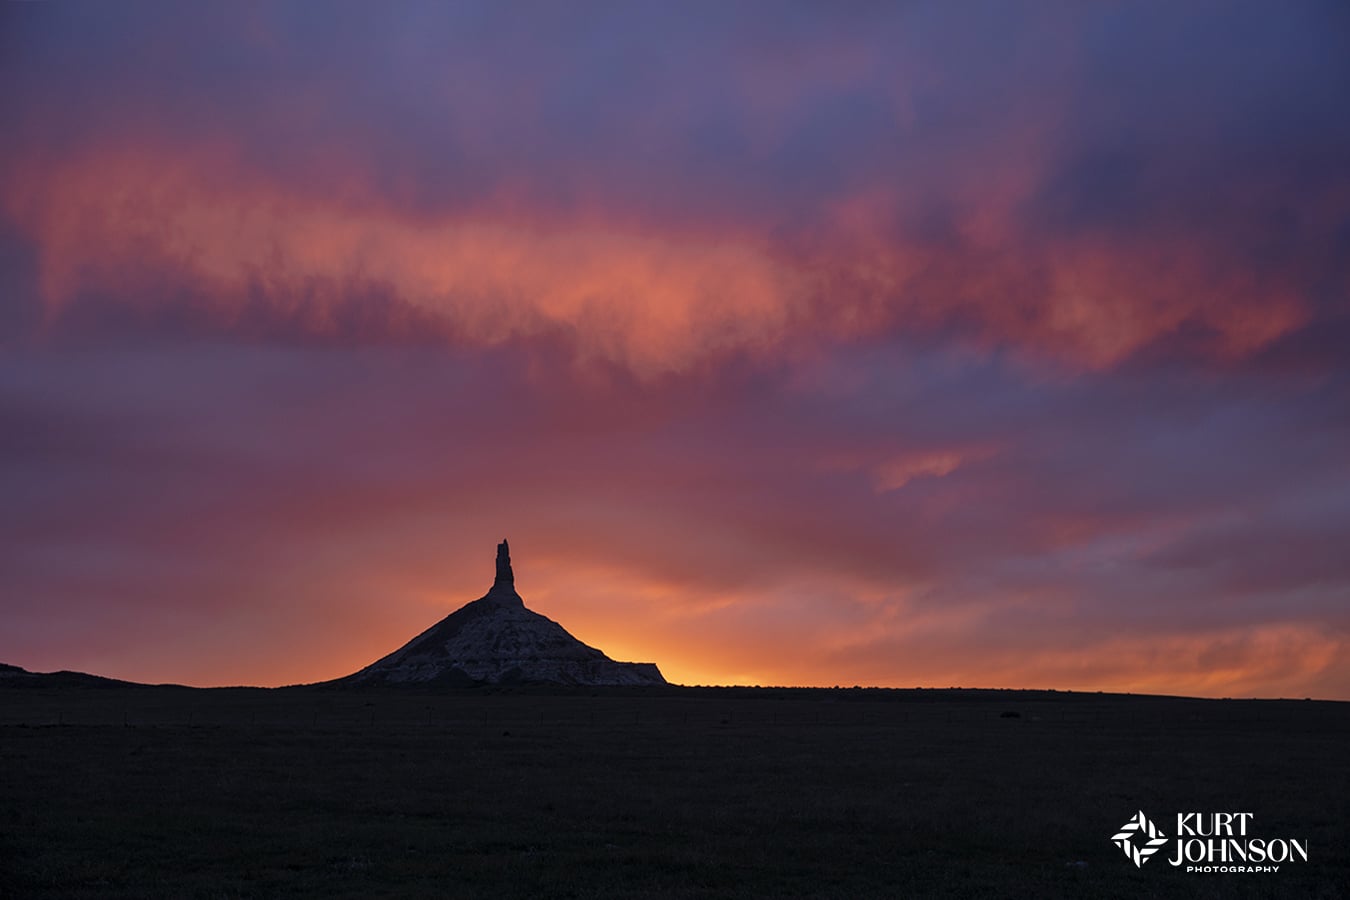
5,143,1316,373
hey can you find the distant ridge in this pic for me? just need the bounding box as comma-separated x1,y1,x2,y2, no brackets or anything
0,662,146,689
335,540,667,687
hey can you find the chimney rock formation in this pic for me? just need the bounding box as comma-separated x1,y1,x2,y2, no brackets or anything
340,540,666,687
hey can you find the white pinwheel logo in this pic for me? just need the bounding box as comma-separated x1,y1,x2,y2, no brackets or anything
1112,810,1169,867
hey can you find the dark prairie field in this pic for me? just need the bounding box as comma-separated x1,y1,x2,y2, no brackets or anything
0,687,1346,898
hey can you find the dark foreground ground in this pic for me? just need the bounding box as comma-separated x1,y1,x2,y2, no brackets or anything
0,685,1346,899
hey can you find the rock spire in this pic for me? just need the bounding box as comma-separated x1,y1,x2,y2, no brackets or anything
338,540,666,686
494,539,514,586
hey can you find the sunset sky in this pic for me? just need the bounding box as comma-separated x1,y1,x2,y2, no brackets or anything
3,2,1348,697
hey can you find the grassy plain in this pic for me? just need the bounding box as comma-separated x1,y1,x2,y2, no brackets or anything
1,685,1346,898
